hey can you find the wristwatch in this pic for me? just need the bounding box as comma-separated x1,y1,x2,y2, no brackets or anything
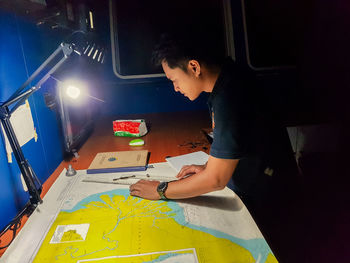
157,181,168,200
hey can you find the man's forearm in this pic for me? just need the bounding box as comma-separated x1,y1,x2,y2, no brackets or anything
165,169,224,199
165,157,238,199
129,156,238,200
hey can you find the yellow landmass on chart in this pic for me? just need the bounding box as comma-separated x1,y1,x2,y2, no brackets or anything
61,230,83,242
266,253,279,263
33,191,277,263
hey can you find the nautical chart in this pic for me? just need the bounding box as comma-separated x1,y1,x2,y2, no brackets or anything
4,164,277,263
32,187,277,262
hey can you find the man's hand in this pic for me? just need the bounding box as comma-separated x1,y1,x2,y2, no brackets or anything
129,180,161,200
130,157,238,200
176,164,206,179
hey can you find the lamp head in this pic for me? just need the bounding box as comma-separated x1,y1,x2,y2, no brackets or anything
67,31,106,64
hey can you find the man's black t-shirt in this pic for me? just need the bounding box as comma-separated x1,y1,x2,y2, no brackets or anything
207,58,298,204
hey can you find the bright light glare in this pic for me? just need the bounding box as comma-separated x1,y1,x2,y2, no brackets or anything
59,79,104,104
66,85,81,99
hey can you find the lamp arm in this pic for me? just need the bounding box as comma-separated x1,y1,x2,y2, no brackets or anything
9,55,69,115
0,42,76,208
4,87,37,111
5,43,74,104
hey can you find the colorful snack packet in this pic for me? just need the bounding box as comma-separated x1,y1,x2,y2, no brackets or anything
113,119,147,137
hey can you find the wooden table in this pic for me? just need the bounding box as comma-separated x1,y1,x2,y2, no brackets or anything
70,110,212,170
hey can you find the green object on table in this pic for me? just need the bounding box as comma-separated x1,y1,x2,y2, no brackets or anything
129,139,144,146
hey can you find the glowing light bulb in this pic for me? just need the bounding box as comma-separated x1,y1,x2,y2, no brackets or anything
66,85,81,99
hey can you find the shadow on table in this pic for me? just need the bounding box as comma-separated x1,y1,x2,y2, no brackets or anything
175,195,244,212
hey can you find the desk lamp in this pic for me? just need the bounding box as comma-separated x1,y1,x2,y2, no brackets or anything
0,37,105,217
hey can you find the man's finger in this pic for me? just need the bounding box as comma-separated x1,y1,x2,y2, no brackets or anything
177,165,191,178
177,173,189,179
130,190,140,197
129,183,139,191
177,166,196,178
178,165,190,174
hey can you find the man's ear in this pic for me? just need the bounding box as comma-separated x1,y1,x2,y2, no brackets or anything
188,60,201,77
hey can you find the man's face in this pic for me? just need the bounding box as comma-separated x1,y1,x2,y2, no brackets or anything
162,61,202,101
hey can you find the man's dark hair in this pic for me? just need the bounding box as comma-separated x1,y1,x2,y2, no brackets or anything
152,29,225,72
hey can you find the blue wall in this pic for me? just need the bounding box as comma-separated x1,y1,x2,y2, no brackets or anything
0,11,65,231
98,80,209,116
0,10,208,231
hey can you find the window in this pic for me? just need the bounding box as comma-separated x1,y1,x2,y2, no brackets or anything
109,0,229,79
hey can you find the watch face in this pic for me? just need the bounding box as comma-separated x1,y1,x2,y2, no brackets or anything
157,182,168,199
158,182,167,191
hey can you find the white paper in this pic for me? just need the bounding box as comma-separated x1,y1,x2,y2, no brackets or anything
0,100,36,163
166,151,209,172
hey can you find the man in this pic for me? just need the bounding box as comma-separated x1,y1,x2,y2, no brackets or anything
129,33,298,208
129,32,303,261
